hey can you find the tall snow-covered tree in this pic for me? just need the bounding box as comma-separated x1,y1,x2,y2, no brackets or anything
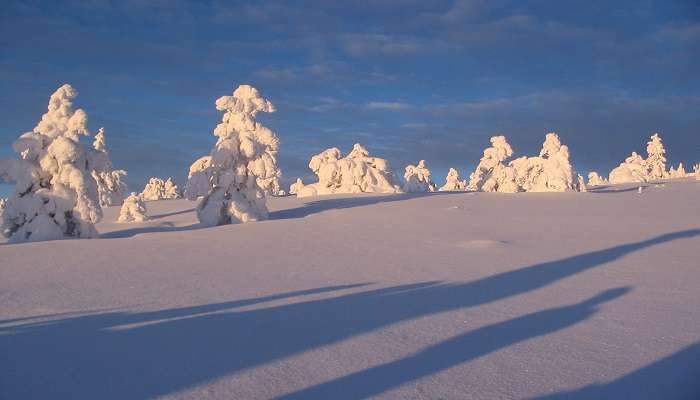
403,160,437,192
117,192,148,222
0,84,102,242
644,133,667,180
141,177,181,201
439,168,467,191
195,84,279,225
467,135,516,192
609,152,648,184
89,127,129,206
294,143,403,198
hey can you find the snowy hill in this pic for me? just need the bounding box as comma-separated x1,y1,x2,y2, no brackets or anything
1,179,699,399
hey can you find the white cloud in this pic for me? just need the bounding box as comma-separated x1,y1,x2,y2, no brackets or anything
366,101,413,111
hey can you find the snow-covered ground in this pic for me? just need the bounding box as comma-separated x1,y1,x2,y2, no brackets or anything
1,179,699,399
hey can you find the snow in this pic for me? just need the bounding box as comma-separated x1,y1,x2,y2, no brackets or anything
289,178,304,195
1,180,699,399
403,160,437,192
141,177,182,201
117,193,148,222
184,156,214,200
439,168,467,191
295,143,403,198
194,85,278,226
0,84,102,242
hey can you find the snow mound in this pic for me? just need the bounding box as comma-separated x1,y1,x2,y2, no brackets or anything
403,160,437,192
88,128,128,206
439,168,467,191
609,152,648,184
195,84,278,226
289,178,304,195
117,192,148,222
295,143,403,198
141,177,181,201
0,84,102,242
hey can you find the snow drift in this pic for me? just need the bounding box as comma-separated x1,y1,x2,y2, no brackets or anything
403,160,437,192
0,84,102,242
117,192,148,222
294,144,403,198
141,177,181,201
195,84,279,226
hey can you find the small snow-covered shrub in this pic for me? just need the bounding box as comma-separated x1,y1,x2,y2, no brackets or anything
0,198,6,220
467,135,515,192
195,84,279,226
117,192,148,222
295,143,403,198
89,128,128,206
184,156,214,200
439,168,466,191
587,171,607,186
403,160,437,192
0,84,102,242
289,178,304,195
141,177,181,201
668,163,687,178
644,133,667,180
609,152,648,184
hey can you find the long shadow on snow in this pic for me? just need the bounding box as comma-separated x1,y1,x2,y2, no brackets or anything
1,229,697,399
277,287,630,399
270,191,466,220
533,341,700,400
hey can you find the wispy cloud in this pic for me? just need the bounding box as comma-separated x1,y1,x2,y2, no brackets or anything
366,101,414,111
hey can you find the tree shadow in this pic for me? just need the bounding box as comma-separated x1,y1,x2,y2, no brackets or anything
276,287,631,400
149,208,195,219
270,191,467,220
589,185,647,193
99,222,205,239
1,229,697,399
533,341,700,400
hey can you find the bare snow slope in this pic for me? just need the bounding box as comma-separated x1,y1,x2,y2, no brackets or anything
1,179,699,399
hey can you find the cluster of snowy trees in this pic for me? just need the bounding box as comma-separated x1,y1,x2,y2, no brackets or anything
141,177,181,201
2,83,697,243
292,143,403,198
607,133,694,184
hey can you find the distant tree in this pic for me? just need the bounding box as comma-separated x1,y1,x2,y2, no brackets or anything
89,127,129,206
439,168,467,191
141,177,181,200
403,160,437,192
644,133,668,180
117,192,148,222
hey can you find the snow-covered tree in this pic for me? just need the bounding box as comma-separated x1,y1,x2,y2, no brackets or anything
694,164,700,180
439,168,467,191
117,192,148,222
0,84,102,242
644,133,667,180
141,177,181,201
88,127,128,206
184,155,214,200
587,171,607,186
195,84,279,226
510,133,585,192
295,143,403,198
467,135,516,192
403,160,437,192
609,152,648,184
289,178,304,195
0,198,6,220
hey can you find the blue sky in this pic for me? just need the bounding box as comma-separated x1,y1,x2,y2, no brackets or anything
1,0,699,196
